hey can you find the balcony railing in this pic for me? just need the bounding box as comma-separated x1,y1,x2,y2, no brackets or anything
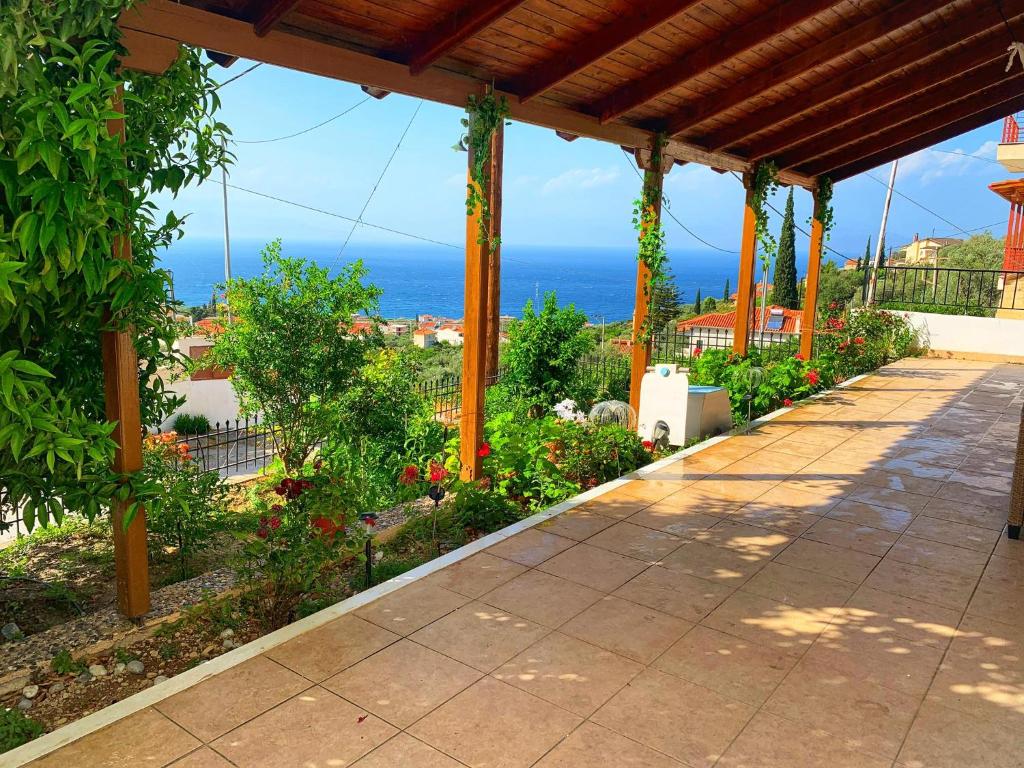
1003,114,1021,144
875,265,1024,313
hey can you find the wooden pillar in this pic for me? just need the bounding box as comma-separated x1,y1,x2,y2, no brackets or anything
733,176,758,356
628,147,671,415
800,189,826,360
104,86,150,618
485,121,504,383
1009,405,1023,539
460,143,493,481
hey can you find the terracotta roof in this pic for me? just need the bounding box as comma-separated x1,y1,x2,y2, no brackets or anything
730,282,772,301
677,306,801,334
413,328,436,336
195,318,225,336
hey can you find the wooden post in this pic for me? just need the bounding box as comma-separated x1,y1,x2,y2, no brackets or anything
460,144,492,481
104,86,150,618
733,176,758,356
485,121,504,383
628,147,671,415
800,188,825,360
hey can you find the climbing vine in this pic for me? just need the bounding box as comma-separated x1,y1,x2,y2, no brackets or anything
750,161,780,272
631,136,669,342
455,91,509,247
813,176,836,242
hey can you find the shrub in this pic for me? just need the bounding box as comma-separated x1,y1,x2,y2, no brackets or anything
172,413,211,435
0,707,43,753
556,421,653,489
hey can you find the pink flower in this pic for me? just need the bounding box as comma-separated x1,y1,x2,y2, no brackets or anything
783,398,793,407
477,442,491,458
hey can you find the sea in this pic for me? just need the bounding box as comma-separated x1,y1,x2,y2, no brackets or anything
162,238,825,322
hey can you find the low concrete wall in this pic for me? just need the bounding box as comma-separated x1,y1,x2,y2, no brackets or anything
159,377,240,429
907,311,1024,362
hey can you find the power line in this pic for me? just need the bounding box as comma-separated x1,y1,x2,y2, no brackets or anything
863,172,970,236
233,97,371,144
215,62,262,90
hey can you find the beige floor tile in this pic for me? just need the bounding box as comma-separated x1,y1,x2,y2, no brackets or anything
689,476,780,504
825,498,914,533
537,509,617,541
886,534,989,578
575,493,652,520
691,521,793,558
616,478,688,503
933,480,1009,511
613,565,733,621
421,552,527,598
653,624,796,705
863,558,978,611
168,748,236,768
898,697,1023,768
408,677,581,768
904,515,999,554
764,654,921,760
351,733,465,768
856,468,944,496
658,540,769,584
28,708,200,768
702,590,834,656
323,639,481,727
586,521,684,563
923,496,1008,531
982,553,1024,587
808,626,945,696
967,575,1024,628
881,456,956,480
211,687,396,768
742,561,856,612
626,505,724,537
728,502,820,536
650,486,747,517
836,586,961,649
485,528,576,567
533,721,685,768
767,436,835,460
409,601,549,672
591,668,755,768
560,595,691,663
993,534,1024,561
775,538,880,584
717,711,892,768
846,484,932,515
801,517,900,556
493,631,642,715
481,569,603,628
537,543,648,592
265,615,399,682
156,656,310,742
757,483,849,516
743,448,815,474
355,582,468,635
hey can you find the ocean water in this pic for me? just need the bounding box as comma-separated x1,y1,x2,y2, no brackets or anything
162,238,813,322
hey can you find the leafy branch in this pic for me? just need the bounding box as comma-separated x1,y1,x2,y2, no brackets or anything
632,136,669,342
750,161,780,272
814,176,835,242
455,91,509,247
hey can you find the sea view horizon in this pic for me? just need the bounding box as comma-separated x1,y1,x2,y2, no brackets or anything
163,238,830,322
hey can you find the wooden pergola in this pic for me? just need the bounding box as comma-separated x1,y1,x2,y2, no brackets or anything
110,0,1024,616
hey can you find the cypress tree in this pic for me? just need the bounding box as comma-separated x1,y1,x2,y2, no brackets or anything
862,236,872,270
772,187,799,309
723,278,730,301
693,288,702,315
879,234,887,268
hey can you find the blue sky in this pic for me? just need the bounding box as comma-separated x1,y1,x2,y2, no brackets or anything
156,60,1013,261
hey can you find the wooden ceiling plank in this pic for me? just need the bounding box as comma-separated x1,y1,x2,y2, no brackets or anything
832,92,1024,182
664,0,952,137
407,0,529,75
804,78,1024,177
117,0,815,188
512,0,704,103
764,52,1007,166
250,0,303,37
592,0,841,123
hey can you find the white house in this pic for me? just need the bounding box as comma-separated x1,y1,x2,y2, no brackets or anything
435,323,465,345
412,328,437,348
675,306,802,355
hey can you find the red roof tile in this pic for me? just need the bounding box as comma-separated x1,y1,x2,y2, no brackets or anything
677,306,801,334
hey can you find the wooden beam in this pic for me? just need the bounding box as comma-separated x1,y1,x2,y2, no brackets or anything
702,3,1024,153
408,0,527,76
249,0,301,37
514,0,702,103
119,28,179,74
733,178,758,356
594,0,838,124
830,92,1024,182
774,57,1012,170
105,87,150,619
664,0,947,137
800,190,825,360
485,122,504,384
118,0,815,188
754,50,1005,165
804,79,1024,178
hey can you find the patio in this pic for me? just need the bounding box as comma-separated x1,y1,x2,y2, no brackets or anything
21,357,1024,768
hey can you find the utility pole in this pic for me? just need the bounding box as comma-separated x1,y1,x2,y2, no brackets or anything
221,136,233,322
867,159,898,305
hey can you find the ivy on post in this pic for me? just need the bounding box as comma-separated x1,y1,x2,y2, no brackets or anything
733,162,779,355
455,90,508,480
800,177,834,360
628,137,674,415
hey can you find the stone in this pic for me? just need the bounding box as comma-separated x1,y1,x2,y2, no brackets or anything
114,663,126,675
16,698,31,711
127,660,145,675
49,681,65,694
76,671,93,684
153,675,169,685
88,664,107,678
21,684,38,699
219,628,234,639
222,639,237,650
1,623,22,641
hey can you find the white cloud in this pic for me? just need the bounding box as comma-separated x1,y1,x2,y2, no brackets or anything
541,166,620,195
897,140,997,184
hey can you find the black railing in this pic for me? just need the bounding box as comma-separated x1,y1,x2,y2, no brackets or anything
156,416,277,477
874,265,1024,313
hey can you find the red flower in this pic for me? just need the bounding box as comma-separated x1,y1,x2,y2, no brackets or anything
642,440,654,451
256,528,268,540
311,516,341,539
269,516,282,530
692,346,703,358
793,353,804,361
477,442,491,458
828,301,838,310
854,336,865,345
806,369,820,386
838,341,849,352
429,461,449,484
399,465,419,486
783,398,793,407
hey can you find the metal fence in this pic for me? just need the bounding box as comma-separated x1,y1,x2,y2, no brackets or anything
156,415,277,477
874,265,1024,313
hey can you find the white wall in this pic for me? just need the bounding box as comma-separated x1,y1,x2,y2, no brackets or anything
906,311,1024,359
159,378,241,430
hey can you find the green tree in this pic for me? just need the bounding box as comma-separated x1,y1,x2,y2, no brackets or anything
693,288,702,315
816,261,864,311
861,236,872,271
502,292,593,409
649,266,682,332
771,188,799,308
878,234,887,268
939,233,1005,269
0,2,230,528
703,296,717,311
723,278,730,301
209,241,382,471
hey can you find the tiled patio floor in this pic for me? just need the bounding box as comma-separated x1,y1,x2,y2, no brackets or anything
25,359,1024,768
